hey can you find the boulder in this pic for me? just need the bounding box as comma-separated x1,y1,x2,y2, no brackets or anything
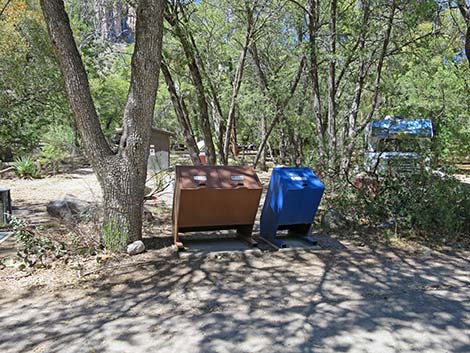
127,240,145,255
47,195,90,220
321,209,348,231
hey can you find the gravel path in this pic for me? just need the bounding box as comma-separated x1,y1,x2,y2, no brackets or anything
0,244,468,353
1,168,101,205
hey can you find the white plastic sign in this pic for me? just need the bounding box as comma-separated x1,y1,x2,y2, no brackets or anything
231,175,244,181
193,175,207,181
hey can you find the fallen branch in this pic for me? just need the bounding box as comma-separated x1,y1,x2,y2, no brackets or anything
0,166,14,175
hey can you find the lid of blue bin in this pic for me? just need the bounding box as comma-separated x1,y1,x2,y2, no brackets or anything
273,167,324,190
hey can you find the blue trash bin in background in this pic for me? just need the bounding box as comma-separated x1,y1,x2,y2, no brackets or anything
260,167,325,248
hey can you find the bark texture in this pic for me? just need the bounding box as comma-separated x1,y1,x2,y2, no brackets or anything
40,0,165,248
457,1,470,66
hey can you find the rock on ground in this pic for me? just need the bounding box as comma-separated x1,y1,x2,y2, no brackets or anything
127,240,145,255
46,195,91,221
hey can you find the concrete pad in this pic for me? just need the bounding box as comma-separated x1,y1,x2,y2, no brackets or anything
279,235,322,250
258,233,347,251
178,238,260,258
0,232,12,244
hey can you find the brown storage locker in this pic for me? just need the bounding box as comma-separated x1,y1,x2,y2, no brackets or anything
173,166,263,248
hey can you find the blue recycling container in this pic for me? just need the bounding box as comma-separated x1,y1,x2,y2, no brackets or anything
260,167,325,248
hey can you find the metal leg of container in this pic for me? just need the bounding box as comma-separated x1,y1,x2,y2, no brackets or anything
173,224,185,250
300,234,319,246
1,190,11,224
7,190,12,222
260,233,287,249
287,224,318,245
237,225,257,247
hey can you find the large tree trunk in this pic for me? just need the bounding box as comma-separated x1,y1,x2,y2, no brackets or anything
100,156,148,248
40,0,165,249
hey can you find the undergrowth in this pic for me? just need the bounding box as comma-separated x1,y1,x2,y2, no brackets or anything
324,169,470,246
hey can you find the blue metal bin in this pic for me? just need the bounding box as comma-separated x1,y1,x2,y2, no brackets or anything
260,167,325,248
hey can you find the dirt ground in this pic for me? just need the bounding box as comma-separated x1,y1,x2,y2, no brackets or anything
0,169,469,353
0,244,469,353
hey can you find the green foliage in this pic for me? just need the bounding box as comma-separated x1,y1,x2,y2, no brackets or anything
102,219,128,252
12,217,67,269
90,73,129,136
40,125,75,173
0,0,71,158
40,145,67,174
380,12,470,161
329,171,470,243
14,156,40,178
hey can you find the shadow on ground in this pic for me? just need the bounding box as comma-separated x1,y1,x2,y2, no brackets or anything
0,244,469,353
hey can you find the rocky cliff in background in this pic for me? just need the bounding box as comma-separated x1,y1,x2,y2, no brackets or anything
73,0,136,43
95,0,135,42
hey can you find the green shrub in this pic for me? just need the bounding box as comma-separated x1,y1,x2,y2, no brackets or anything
369,173,469,235
13,156,40,178
40,125,75,173
40,144,68,174
327,170,470,243
11,217,66,268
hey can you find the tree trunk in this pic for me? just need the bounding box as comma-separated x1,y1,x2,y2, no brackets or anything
252,56,306,169
41,0,165,249
259,113,267,170
327,0,337,164
223,5,254,163
210,100,227,165
161,61,201,165
342,0,396,173
340,0,371,171
188,32,227,164
457,1,470,66
465,24,470,67
166,12,217,164
249,42,269,170
100,156,147,248
308,0,326,159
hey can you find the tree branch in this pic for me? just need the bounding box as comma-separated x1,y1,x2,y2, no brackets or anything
0,0,11,18
40,0,112,163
